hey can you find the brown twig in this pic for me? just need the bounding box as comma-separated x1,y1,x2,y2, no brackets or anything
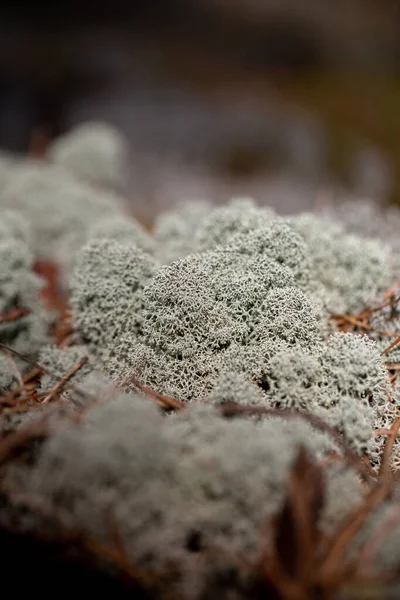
0,414,51,465
316,416,400,589
0,343,56,381
331,314,398,337
123,375,185,411
23,367,43,384
381,335,400,357
355,505,400,568
3,349,24,389
0,308,30,324
356,292,400,320
220,403,373,481
373,429,392,437
41,356,88,404
378,416,400,480
317,481,392,590
0,365,43,409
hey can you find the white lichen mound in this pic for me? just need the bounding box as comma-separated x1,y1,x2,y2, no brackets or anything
86,213,156,256
0,209,31,246
47,121,129,192
1,162,127,283
6,393,361,598
0,210,48,364
290,213,392,314
317,332,391,462
154,197,277,264
38,344,93,401
71,239,157,360
207,332,391,462
102,235,320,401
154,198,213,264
320,198,400,279
207,371,264,406
0,149,19,192
191,197,276,253
0,354,18,393
69,196,399,466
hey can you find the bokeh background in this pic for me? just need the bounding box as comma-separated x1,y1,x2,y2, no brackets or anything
1,0,400,220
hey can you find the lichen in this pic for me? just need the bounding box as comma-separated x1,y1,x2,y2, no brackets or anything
47,121,129,192
290,213,392,314
154,198,213,264
86,213,156,255
0,211,48,364
0,161,126,287
38,344,93,401
3,393,361,599
71,239,157,360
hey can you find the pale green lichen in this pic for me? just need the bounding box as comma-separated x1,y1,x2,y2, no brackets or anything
86,213,156,255
38,344,93,400
0,161,126,288
69,197,398,466
154,198,213,264
0,354,18,393
2,392,361,599
192,197,276,253
105,245,320,402
47,121,129,192
71,239,157,360
0,211,48,364
290,213,392,314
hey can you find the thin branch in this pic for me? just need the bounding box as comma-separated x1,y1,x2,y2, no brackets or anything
378,416,400,480
0,343,58,381
0,308,30,324
23,367,43,384
356,505,400,567
123,375,185,411
317,416,400,588
381,334,400,357
373,429,392,437
331,314,398,338
357,293,400,319
0,414,51,464
317,482,392,589
4,349,23,388
41,356,88,404
219,403,373,481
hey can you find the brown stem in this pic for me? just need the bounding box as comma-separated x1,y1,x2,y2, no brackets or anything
41,356,88,404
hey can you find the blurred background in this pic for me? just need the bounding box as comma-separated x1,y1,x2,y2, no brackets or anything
1,0,400,220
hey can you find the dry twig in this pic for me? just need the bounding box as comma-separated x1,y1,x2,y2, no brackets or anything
220,402,373,481
41,356,88,404
0,308,30,323
381,334,400,357
123,375,185,411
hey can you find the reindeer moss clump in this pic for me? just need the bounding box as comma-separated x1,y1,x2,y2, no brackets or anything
154,198,213,264
290,213,391,313
47,121,129,192
3,122,400,599
0,162,129,289
0,210,48,365
69,198,395,465
85,213,156,256
92,236,321,402
71,239,157,360
1,388,362,599
38,345,93,398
